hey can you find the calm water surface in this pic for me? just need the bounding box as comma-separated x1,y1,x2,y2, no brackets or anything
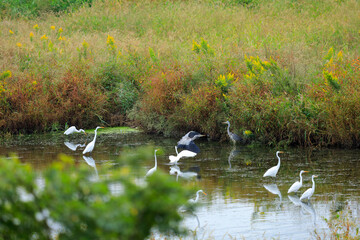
1,132,360,239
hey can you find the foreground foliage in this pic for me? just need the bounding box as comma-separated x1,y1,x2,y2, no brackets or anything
0,147,193,239
1,0,360,147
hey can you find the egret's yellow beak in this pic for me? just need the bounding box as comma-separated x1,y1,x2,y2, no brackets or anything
202,192,207,195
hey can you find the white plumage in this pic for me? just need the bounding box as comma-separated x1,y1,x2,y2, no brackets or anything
169,146,197,164
145,149,159,177
263,151,284,177
188,190,207,203
288,170,309,193
64,126,86,135
82,126,103,155
300,175,318,202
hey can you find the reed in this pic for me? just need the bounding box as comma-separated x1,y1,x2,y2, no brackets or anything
0,0,359,146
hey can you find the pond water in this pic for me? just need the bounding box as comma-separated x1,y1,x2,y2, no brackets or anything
1,131,360,239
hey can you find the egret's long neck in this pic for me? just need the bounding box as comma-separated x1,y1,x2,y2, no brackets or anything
312,176,316,191
154,152,157,168
93,129,98,142
276,152,281,167
194,192,200,202
299,172,303,184
175,146,179,155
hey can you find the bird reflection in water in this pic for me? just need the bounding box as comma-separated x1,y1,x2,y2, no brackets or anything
288,195,302,207
263,184,282,209
227,146,241,170
82,156,99,181
64,141,86,151
169,165,200,181
301,201,317,225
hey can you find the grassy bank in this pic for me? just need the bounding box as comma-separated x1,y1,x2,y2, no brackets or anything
0,0,360,147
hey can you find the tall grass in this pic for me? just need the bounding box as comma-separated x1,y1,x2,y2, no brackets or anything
0,0,359,146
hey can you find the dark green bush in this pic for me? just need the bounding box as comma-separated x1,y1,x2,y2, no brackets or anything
0,0,92,18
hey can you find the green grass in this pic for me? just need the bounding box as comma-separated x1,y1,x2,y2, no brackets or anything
86,126,140,134
0,0,360,146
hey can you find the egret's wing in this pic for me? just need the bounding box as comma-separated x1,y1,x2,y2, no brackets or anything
64,126,76,135
263,166,277,177
178,150,197,158
300,188,312,201
288,181,301,193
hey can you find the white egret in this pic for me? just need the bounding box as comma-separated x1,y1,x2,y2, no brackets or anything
288,170,309,193
145,149,159,177
64,126,86,135
223,121,243,144
300,175,318,202
188,190,207,203
82,126,104,155
177,131,205,154
263,151,284,177
169,146,197,164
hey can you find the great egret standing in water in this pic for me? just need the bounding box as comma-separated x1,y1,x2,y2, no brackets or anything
169,146,197,164
263,151,284,177
300,175,318,202
188,190,207,203
145,149,159,177
82,126,104,155
223,121,243,144
288,170,309,193
177,131,205,154
64,126,86,135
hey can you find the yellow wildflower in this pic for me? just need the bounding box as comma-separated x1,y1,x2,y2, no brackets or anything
106,35,116,48
29,32,34,38
33,24,39,30
32,81,37,85
41,34,48,40
9,29,14,34
16,42,22,48
82,40,89,48
58,28,63,33
50,25,55,30
244,130,252,136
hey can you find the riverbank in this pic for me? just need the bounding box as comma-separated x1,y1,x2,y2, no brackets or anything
1,0,359,147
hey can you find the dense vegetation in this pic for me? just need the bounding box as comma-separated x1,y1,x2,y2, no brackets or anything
0,0,359,147
0,147,194,239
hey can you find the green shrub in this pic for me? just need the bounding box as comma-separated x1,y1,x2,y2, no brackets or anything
0,0,93,18
0,147,193,239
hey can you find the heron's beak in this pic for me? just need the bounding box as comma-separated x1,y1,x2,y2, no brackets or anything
279,151,284,153
100,127,104,129
202,192,207,195
304,171,309,173
314,175,318,178
222,122,227,124
84,132,87,135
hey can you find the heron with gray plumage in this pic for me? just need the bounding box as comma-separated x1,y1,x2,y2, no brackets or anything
177,131,205,154
223,121,243,144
